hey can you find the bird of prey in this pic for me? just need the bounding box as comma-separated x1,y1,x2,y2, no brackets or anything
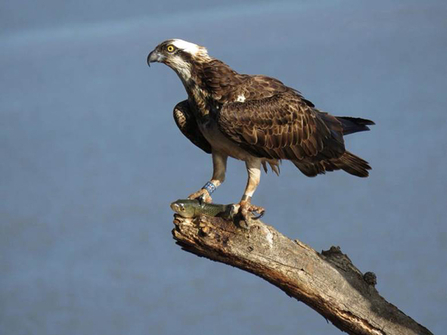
147,39,374,220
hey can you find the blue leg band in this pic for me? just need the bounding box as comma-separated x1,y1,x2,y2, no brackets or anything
202,181,217,194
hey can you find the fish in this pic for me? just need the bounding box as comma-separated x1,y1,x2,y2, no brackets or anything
170,199,234,219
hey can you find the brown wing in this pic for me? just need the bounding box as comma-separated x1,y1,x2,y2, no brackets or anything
174,100,212,154
201,61,317,107
217,89,346,163
233,75,315,107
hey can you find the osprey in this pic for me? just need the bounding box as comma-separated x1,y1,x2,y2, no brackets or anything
147,39,374,220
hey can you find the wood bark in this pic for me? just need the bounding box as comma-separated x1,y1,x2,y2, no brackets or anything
172,214,433,335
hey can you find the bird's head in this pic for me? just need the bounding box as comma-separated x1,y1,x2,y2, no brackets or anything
147,39,210,81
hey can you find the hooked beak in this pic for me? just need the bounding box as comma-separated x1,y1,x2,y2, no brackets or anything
147,50,163,66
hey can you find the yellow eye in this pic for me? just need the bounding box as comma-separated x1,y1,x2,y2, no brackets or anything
167,45,175,53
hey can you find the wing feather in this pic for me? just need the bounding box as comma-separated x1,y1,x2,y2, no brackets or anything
173,100,212,154
217,88,345,162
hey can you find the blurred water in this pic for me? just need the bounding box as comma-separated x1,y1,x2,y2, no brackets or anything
1,1,446,334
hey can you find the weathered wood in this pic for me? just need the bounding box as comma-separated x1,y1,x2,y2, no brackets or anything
172,214,432,335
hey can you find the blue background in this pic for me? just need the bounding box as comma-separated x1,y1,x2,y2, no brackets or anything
1,1,446,334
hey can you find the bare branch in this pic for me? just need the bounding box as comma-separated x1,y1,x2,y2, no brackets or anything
172,215,432,335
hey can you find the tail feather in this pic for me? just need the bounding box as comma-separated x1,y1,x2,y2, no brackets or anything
332,151,371,177
293,151,371,178
336,116,375,135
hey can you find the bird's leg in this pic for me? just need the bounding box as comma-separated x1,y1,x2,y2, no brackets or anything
188,151,227,203
238,159,265,222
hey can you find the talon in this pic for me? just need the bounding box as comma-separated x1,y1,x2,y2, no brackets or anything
252,209,265,220
238,200,265,221
188,189,212,204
